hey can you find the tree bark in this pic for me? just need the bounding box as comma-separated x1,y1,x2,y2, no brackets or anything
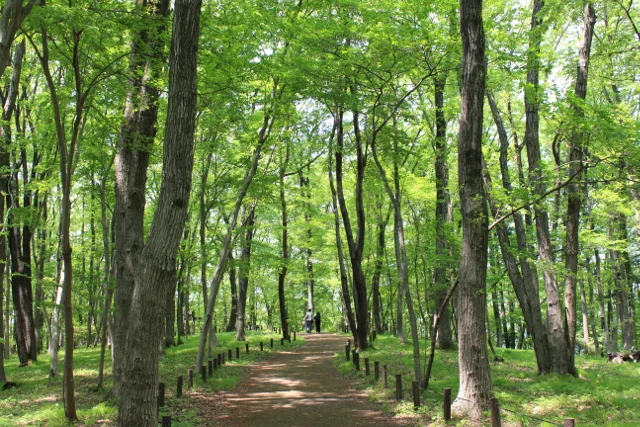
433,75,454,350
0,1,37,80
235,203,256,341
225,255,238,333
523,0,575,376
113,0,170,397
278,144,290,339
328,117,357,342
452,0,492,418
564,2,595,367
117,1,201,424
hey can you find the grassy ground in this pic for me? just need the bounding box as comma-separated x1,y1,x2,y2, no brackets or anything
0,331,304,427
335,334,640,427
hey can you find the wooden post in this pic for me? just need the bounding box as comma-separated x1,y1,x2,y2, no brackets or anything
490,397,501,427
412,381,420,409
444,388,452,421
217,353,222,366
564,420,575,427
270,338,273,349
236,347,240,359
382,365,387,388
293,331,296,341
201,366,207,381
345,345,350,361
157,382,165,408
161,415,171,427
395,375,402,401
214,359,218,369
260,341,264,351
354,352,360,371
374,361,379,381
228,349,232,360
365,358,370,376
222,353,226,365
288,335,291,343
246,343,249,354
187,369,193,389
177,376,183,398
281,338,284,346
208,360,213,376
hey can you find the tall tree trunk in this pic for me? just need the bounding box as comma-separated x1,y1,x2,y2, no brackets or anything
328,120,357,342
278,144,291,339
0,1,37,80
564,2,595,367
225,255,238,332
117,2,201,424
371,200,389,335
335,107,369,350
452,0,492,418
236,203,256,341
97,178,114,389
300,171,315,311
523,0,575,376
113,0,170,397
484,93,551,373
433,75,454,350
0,39,25,379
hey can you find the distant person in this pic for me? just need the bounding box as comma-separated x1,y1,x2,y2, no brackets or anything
314,312,321,333
303,308,314,333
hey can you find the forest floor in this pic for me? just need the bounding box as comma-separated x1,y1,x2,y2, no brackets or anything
195,333,413,427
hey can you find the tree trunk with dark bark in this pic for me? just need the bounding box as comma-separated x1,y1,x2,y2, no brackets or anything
235,203,256,341
564,2,595,367
434,75,454,350
452,0,492,418
117,2,201,424
113,0,170,397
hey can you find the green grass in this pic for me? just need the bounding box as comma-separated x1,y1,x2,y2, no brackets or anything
0,331,304,426
335,334,640,426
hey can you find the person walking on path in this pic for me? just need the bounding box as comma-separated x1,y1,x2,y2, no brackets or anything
314,311,321,333
303,308,314,333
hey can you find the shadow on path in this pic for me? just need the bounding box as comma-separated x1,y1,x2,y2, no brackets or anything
214,333,409,427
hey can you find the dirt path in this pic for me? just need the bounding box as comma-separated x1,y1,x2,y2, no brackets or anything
212,333,410,427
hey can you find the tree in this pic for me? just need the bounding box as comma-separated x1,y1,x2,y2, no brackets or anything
452,0,492,418
117,0,201,424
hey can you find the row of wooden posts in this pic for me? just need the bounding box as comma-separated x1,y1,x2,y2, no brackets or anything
156,332,296,425
345,340,577,427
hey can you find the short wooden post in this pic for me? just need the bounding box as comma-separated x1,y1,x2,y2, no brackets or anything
187,369,193,389
208,360,213,376
345,345,350,361
564,419,575,427
214,359,218,369
288,335,291,343
201,366,207,381
374,361,380,381
281,338,284,346
236,347,240,358
260,341,264,351
382,365,387,388
246,343,249,354
354,352,360,371
270,338,274,349
157,382,165,408
228,349,232,360
217,353,222,366
293,331,296,341
490,397,501,427
395,374,402,401
444,387,452,421
177,376,183,398
412,381,420,409
365,358,370,376
161,415,171,427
